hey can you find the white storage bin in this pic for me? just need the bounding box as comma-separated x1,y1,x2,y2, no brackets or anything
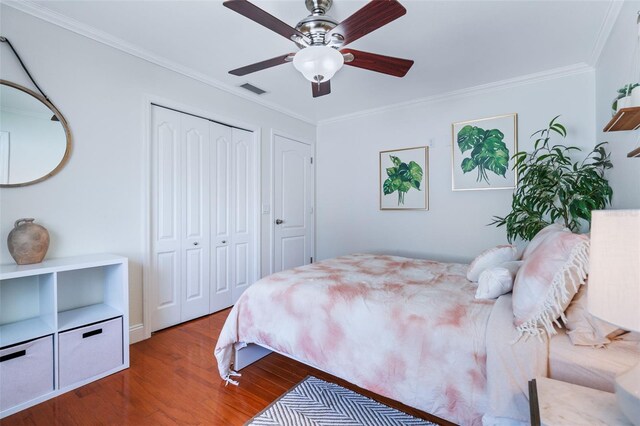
0,335,54,411
58,317,123,388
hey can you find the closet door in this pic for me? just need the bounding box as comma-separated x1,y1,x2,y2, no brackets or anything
180,114,210,322
151,106,182,331
210,122,233,313
151,106,211,331
231,128,256,303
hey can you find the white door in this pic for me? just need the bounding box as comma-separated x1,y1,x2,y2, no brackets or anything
209,122,233,312
180,114,210,322
230,128,256,302
273,135,314,272
210,126,257,311
151,106,182,331
151,106,210,331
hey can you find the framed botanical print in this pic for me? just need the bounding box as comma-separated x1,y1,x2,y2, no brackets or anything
380,146,429,210
452,113,518,191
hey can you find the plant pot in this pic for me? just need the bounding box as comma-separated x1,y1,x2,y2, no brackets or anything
631,87,640,107
7,218,50,265
618,95,632,112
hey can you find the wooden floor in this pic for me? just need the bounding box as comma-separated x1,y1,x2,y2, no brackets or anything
3,309,453,425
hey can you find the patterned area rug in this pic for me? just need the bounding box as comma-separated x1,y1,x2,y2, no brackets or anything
246,376,438,426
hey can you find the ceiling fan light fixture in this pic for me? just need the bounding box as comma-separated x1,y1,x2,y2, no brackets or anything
293,45,344,83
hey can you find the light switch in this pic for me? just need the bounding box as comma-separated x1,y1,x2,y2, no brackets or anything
262,204,270,214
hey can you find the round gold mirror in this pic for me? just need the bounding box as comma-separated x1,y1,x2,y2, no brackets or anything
0,80,72,187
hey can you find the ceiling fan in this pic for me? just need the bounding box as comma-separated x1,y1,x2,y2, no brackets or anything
223,0,414,98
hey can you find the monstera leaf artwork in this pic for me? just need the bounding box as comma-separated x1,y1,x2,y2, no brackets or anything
452,114,517,191
457,125,510,184
380,147,429,210
383,155,423,205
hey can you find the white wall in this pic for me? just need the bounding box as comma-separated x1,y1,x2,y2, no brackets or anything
316,71,597,263
596,1,640,208
0,6,316,330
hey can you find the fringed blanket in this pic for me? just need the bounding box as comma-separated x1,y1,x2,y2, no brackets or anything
215,254,502,425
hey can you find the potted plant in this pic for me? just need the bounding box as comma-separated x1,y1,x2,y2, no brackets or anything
612,83,639,115
491,116,613,242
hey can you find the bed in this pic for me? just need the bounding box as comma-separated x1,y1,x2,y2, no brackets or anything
214,253,638,425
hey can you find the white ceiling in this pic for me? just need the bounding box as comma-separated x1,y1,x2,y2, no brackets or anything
28,0,616,123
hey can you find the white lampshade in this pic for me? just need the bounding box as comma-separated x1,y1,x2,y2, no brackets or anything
588,209,640,426
293,46,344,83
588,209,640,331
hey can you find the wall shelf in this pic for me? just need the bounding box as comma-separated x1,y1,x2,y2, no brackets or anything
603,106,640,132
603,107,640,158
628,147,640,158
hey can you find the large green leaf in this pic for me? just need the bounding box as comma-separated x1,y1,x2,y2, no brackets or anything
461,157,477,173
383,178,394,195
398,181,412,192
408,161,423,182
479,136,510,177
457,125,485,153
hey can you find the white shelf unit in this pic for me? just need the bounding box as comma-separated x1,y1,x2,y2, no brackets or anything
0,254,129,419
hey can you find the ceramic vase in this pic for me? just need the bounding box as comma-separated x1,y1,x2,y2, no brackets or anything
7,218,50,265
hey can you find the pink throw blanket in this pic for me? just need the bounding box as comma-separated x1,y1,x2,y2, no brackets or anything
215,254,496,425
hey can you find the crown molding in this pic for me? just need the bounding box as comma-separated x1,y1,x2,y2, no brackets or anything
3,0,316,126
3,0,608,127
588,0,624,67
318,63,594,126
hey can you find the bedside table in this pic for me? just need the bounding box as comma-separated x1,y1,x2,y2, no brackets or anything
529,377,633,426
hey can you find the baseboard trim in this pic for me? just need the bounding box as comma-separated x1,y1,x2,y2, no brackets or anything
129,323,146,344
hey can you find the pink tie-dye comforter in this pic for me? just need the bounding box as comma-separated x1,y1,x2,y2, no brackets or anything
215,254,497,425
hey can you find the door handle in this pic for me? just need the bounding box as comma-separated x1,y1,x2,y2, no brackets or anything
193,242,199,246
275,219,284,225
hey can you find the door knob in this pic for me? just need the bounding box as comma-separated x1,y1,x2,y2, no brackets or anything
193,242,199,246
221,240,227,244
275,219,284,225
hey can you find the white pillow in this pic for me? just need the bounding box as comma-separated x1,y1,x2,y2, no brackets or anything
467,245,518,282
513,228,589,338
475,261,523,299
565,283,621,346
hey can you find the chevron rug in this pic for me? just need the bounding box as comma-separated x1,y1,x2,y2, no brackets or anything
246,376,438,426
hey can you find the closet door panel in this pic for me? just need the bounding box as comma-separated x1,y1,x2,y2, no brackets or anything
231,128,255,302
210,123,233,312
181,115,210,322
151,107,182,331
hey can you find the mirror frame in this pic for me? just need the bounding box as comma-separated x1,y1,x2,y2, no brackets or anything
0,79,73,188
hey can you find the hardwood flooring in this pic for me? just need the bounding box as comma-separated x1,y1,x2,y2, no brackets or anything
2,309,453,426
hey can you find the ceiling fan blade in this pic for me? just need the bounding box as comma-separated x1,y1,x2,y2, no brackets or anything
328,0,406,47
342,49,413,77
223,0,306,42
312,80,331,98
229,53,293,76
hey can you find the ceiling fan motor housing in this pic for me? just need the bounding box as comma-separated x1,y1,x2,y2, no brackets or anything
297,0,342,47
305,0,332,15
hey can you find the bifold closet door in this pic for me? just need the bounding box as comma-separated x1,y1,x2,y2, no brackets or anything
151,106,210,331
209,126,257,312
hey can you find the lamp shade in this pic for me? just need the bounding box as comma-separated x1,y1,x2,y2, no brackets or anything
588,209,640,332
293,46,344,83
